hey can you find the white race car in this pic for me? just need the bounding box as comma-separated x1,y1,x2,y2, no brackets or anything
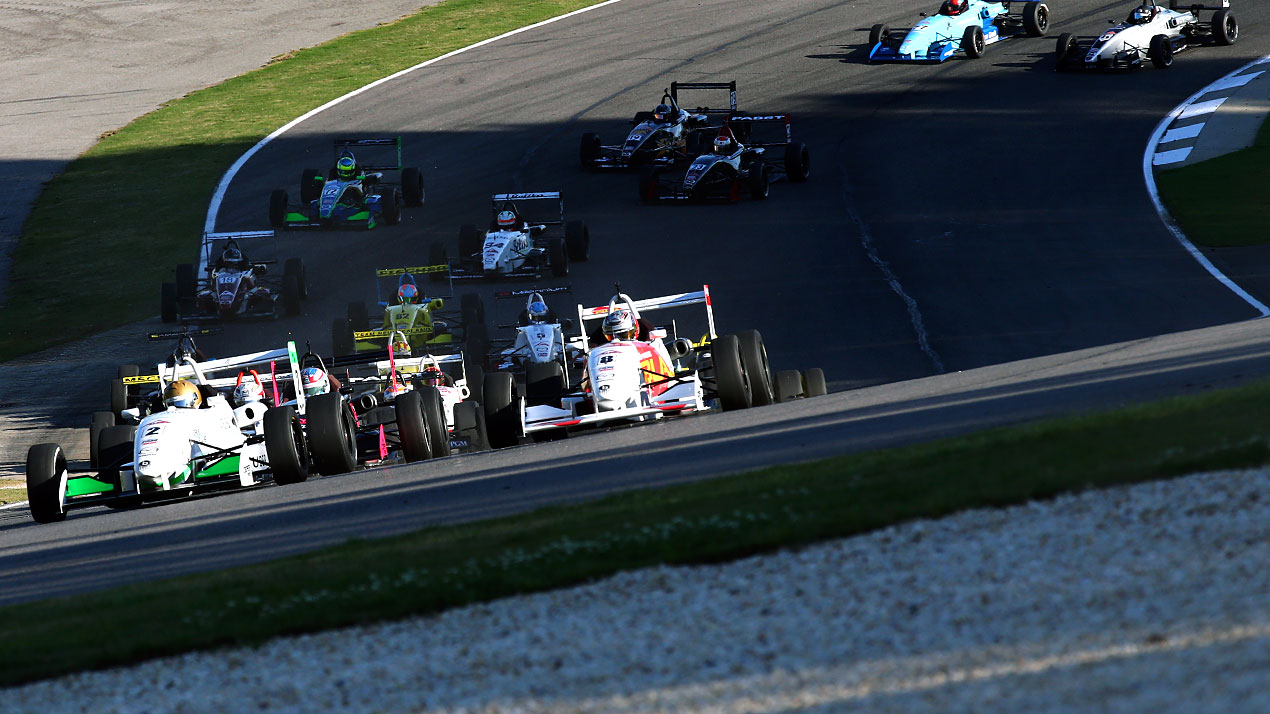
25,338,312,523
1056,1,1237,70
438,192,590,280
485,287,586,404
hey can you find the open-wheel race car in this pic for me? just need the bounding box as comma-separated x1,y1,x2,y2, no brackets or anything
330,262,488,359
25,338,322,523
1055,1,1236,70
161,231,307,323
868,0,1050,63
640,116,810,203
579,81,737,170
268,137,424,230
475,284,826,444
431,192,590,280
481,286,587,406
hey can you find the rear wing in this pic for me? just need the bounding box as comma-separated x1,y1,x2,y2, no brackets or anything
374,264,453,305
670,81,738,116
726,114,793,147
1168,1,1229,9
490,191,564,225
199,230,275,272
155,341,307,412
577,285,716,352
333,137,404,172
494,285,573,300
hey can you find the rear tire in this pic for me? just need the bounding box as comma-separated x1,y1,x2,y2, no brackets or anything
97,425,135,470
332,318,354,357
736,329,774,407
579,132,601,167
803,368,828,397
1149,34,1173,69
382,188,402,226
526,361,565,406
109,378,128,415
461,292,486,327
264,405,310,485
483,371,520,448
459,224,483,262
712,334,752,411
1023,2,1048,37
175,263,197,302
419,386,450,458
1212,9,1237,46
300,168,322,204
307,393,357,475
748,164,770,201
963,25,985,58
395,391,432,462
89,411,115,468
161,282,179,323
565,220,590,262
401,167,424,206
284,258,307,299
548,238,569,277
283,274,302,317
639,166,660,202
773,370,804,402
784,142,810,183
453,401,490,451
26,444,69,524
269,189,288,228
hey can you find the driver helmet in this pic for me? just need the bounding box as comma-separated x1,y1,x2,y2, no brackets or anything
398,282,419,305
222,244,244,268
1132,4,1154,22
420,367,445,387
713,134,736,155
384,379,413,401
652,103,673,123
527,292,550,322
163,379,202,409
301,367,329,397
233,380,265,404
947,0,966,14
496,208,519,231
335,152,357,180
602,307,639,341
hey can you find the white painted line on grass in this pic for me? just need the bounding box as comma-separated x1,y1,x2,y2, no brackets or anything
1143,54,1270,318
1159,123,1204,143
201,0,624,271
1152,147,1193,166
1177,97,1228,121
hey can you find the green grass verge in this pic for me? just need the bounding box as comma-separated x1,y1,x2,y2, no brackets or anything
1155,110,1270,247
0,487,24,507
0,0,608,363
4,379,1270,687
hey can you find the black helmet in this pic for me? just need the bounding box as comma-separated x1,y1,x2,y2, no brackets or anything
652,104,673,122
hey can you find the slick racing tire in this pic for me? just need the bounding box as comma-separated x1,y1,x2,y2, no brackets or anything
264,405,310,485
461,292,486,328
465,363,485,406
784,142,810,183
26,443,69,524
175,263,197,301
525,361,565,406
565,220,590,262
1023,2,1048,37
1055,32,1078,68
382,188,403,226
307,393,357,475
332,318,355,358
300,168,322,204
117,364,140,379
402,167,425,206
465,322,491,366
803,368,828,397
1213,9,1237,46
748,164,770,201
97,424,136,472
419,386,451,458
89,411,116,469
548,238,569,278
453,401,490,452
269,189,289,228
395,391,432,462
579,132,601,167
429,240,448,283
109,378,128,416
161,282,179,323
869,23,890,47
283,274,303,317
347,301,370,333
737,329,774,407
963,25,985,59
483,371,520,449
639,166,660,203
773,370,805,402
459,224,483,264
1149,34,1173,69
712,334,752,411
284,258,308,299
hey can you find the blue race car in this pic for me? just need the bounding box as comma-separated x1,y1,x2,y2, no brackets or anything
869,0,1050,63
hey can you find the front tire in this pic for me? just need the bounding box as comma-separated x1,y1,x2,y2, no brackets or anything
26,444,69,524
736,329,774,407
419,386,451,458
307,393,357,475
1055,32,1078,68
332,317,354,358
459,224,483,262
89,411,115,468
264,405,310,485
525,361,565,406
269,189,289,228
547,238,569,277
300,168,322,204
161,282,179,323
401,167,425,206
803,368,828,397
869,23,891,47
1149,34,1173,69
784,142,810,183
1023,2,1048,37
395,391,432,462
639,166,660,203
284,257,307,299
483,371,520,449
283,274,302,317
382,187,402,226
963,25,985,59
773,370,805,402
565,220,590,262
579,132,601,167
748,164,770,201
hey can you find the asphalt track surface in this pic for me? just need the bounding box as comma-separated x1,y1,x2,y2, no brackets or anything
5,0,1270,605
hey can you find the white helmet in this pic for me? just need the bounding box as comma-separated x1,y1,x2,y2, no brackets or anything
713,135,736,155
497,209,518,230
233,380,265,404
301,367,329,397
602,307,639,341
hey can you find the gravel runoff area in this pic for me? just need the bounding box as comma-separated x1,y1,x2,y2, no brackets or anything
5,468,1266,713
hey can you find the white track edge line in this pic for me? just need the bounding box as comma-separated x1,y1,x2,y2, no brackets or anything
200,0,623,272
1142,54,1270,318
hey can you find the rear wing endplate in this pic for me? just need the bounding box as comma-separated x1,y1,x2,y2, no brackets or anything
670,81,738,115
